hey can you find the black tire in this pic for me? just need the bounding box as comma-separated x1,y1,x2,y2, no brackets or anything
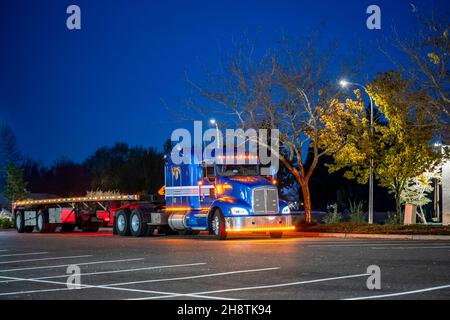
130,209,149,237
15,211,25,233
60,224,76,232
269,232,283,238
15,211,34,233
112,217,118,235
36,210,51,233
115,210,131,236
211,209,227,240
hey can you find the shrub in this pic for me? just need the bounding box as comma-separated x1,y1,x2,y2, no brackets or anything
323,203,342,224
349,200,367,224
0,213,14,229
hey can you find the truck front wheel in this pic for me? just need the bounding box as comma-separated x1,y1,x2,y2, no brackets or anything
115,210,131,236
211,210,227,240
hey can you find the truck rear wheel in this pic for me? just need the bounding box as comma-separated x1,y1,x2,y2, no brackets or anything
115,210,131,236
130,209,148,237
36,210,51,233
211,209,227,240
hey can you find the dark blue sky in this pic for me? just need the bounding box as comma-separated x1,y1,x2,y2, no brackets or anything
0,0,447,165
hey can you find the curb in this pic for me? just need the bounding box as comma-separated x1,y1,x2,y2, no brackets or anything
295,231,450,240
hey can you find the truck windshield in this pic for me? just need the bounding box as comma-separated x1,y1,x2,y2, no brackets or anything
216,164,259,177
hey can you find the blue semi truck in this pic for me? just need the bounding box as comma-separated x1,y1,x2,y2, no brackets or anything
13,150,295,240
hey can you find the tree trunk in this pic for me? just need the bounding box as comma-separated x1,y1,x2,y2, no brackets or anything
395,195,402,224
300,178,312,223
417,206,427,224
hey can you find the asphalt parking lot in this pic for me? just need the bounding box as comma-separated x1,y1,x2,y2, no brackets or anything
0,229,449,300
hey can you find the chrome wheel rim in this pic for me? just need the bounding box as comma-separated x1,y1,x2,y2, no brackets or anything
16,214,21,229
213,215,220,235
117,215,125,231
37,214,43,230
131,214,140,232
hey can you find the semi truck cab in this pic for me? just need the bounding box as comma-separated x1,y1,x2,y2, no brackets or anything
165,151,294,239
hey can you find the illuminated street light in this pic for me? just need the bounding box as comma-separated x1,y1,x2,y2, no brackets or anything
209,118,220,148
339,79,375,225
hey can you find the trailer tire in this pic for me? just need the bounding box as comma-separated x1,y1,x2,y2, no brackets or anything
15,211,25,233
36,210,51,233
211,209,227,240
130,209,148,237
269,232,283,238
115,210,131,236
15,211,33,233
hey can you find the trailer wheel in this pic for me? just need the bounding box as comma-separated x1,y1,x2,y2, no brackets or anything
15,211,33,233
36,210,51,233
115,210,131,236
130,209,148,237
15,211,25,233
211,209,227,240
269,232,283,238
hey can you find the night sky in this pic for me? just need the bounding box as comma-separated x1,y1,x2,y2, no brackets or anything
0,0,447,165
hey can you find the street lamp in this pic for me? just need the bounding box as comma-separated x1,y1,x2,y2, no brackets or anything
209,118,220,148
340,79,375,224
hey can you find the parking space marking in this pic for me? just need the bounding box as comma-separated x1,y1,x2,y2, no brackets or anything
131,272,370,300
0,252,49,258
0,255,92,265
0,274,237,300
0,258,144,273
107,267,281,287
344,284,450,300
0,262,206,283
0,250,8,252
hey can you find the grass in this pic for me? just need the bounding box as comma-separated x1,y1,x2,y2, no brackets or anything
296,222,450,235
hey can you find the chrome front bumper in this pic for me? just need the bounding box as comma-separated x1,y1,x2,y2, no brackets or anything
224,215,293,232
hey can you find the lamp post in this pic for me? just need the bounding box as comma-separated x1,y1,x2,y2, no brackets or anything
340,80,375,224
209,118,220,148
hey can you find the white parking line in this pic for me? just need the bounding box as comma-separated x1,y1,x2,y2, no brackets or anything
0,274,237,300
0,258,144,273
0,252,49,258
0,262,206,283
0,255,92,265
344,284,450,300
107,267,280,287
0,250,8,252
131,273,370,300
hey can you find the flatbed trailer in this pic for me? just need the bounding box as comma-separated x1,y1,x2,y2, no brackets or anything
12,194,170,235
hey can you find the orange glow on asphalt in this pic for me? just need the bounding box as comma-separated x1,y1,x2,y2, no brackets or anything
226,226,295,232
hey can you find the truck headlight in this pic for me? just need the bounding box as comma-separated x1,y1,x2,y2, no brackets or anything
281,206,291,214
230,207,249,215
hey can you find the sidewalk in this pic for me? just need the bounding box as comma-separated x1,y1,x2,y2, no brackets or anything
295,231,450,240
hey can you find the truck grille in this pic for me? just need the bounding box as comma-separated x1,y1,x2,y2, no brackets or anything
252,187,279,214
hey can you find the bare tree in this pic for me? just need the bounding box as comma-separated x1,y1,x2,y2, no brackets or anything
187,36,358,223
